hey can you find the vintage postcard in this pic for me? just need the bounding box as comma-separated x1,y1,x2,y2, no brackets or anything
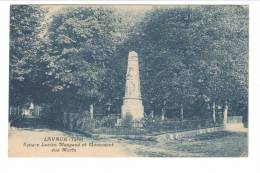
8,4,248,157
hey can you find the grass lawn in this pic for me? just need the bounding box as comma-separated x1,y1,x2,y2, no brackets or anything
129,131,248,157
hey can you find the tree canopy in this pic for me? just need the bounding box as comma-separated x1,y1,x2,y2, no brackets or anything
113,6,248,120
9,5,248,121
10,5,47,105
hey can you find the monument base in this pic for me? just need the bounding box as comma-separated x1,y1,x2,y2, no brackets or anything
121,98,144,121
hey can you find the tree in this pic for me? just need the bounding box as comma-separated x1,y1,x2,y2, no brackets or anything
10,5,47,106
43,7,125,112
119,6,248,121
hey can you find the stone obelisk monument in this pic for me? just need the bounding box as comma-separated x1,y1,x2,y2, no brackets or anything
121,51,144,121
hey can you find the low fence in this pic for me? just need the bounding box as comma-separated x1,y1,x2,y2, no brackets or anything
144,119,222,133
62,112,224,136
91,127,146,136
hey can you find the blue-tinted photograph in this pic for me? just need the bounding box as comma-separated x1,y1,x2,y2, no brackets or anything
9,5,248,157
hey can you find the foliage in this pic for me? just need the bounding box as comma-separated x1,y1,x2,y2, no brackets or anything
10,5,48,105
42,7,128,111
120,6,248,120
9,5,248,127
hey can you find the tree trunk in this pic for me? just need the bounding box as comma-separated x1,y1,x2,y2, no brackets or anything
180,103,184,122
16,105,21,117
161,107,165,121
161,100,166,121
223,101,228,126
90,104,94,119
212,101,216,125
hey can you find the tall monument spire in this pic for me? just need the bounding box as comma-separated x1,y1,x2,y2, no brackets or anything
121,51,144,121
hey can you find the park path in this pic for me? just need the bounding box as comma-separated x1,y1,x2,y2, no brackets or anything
8,127,137,157
225,123,248,132
9,126,248,157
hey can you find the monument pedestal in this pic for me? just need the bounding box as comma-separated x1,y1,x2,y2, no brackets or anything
121,98,144,121
121,51,144,121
